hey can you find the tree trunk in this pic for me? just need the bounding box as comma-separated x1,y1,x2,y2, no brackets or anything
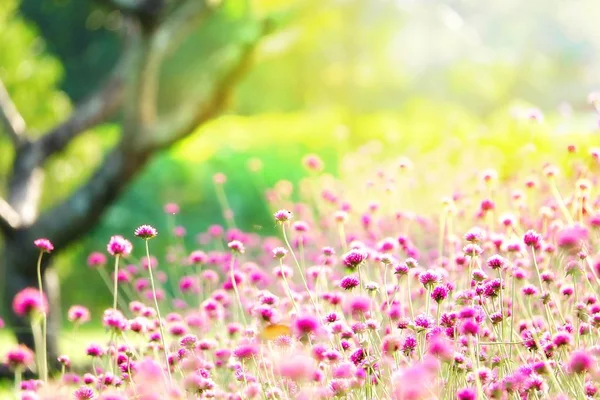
1,235,61,369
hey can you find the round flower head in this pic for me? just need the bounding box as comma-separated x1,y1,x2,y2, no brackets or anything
13,287,48,317
107,235,132,256
340,275,360,290
228,240,245,254
342,249,368,269
73,386,96,400
34,238,54,253
274,209,293,223
5,345,34,369
68,305,90,324
523,230,542,247
134,225,158,239
163,202,180,215
272,247,288,259
568,350,595,374
87,252,107,268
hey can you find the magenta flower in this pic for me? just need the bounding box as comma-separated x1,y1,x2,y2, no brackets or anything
274,209,293,223
134,224,158,239
339,275,360,290
523,229,542,247
87,252,107,268
293,314,320,338
163,202,180,215
73,386,96,400
107,235,132,256
34,238,54,253
342,248,368,269
5,345,35,369
233,343,259,360
568,350,595,374
188,250,207,264
68,305,90,324
12,287,48,317
227,240,245,254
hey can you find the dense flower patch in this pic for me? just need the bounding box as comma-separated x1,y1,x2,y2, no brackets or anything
3,129,600,399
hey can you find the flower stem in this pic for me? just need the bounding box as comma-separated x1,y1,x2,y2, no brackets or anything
113,255,120,311
35,251,48,383
145,240,172,385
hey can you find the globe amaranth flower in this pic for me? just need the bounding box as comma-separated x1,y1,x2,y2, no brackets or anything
87,252,107,268
228,240,245,254
68,305,91,324
134,225,158,239
34,238,54,253
523,229,542,247
13,287,48,317
342,248,368,269
274,209,293,223
5,345,35,369
107,235,133,256
339,275,360,291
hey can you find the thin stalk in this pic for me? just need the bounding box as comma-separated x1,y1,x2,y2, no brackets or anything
35,252,47,383
145,240,172,385
113,255,120,310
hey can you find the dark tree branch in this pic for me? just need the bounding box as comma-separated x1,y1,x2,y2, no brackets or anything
97,0,165,17
0,79,27,147
23,143,150,259
0,196,21,232
36,58,130,163
147,38,261,151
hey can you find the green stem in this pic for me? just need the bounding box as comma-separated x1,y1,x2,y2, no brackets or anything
145,240,172,385
113,255,120,311
35,251,48,383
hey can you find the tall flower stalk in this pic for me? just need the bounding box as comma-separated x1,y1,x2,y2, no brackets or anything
33,238,53,383
135,225,172,385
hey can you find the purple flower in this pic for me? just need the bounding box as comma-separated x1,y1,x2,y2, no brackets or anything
431,285,449,303
342,249,368,269
339,275,360,290
87,252,107,268
107,235,132,256
568,350,595,374
487,254,506,270
34,238,54,253
293,314,320,337
228,240,245,254
233,343,259,360
134,224,158,239
418,269,440,288
456,387,476,400
12,288,48,317
523,229,542,247
274,209,293,223
73,386,95,400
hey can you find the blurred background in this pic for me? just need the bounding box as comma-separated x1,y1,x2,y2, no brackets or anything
1,0,600,314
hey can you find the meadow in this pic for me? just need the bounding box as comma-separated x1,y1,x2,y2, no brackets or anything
2,98,600,399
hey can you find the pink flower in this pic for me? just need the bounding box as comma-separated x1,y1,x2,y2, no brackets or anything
68,305,90,324
134,225,158,239
12,288,48,317
163,202,180,215
278,354,315,382
556,225,588,251
87,252,107,268
73,386,96,400
392,356,440,400
568,350,595,374
188,250,208,265
274,209,293,223
293,314,321,338
342,249,368,269
106,236,132,256
5,345,34,369
339,275,360,290
302,154,324,172
34,238,54,253
228,240,245,254
233,343,259,360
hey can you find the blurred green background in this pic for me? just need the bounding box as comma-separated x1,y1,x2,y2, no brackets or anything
1,0,600,317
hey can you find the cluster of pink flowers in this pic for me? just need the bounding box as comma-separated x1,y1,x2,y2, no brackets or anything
3,142,600,400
